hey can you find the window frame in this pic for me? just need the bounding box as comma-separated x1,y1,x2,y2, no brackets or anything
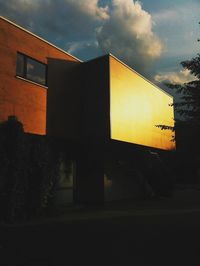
16,52,48,87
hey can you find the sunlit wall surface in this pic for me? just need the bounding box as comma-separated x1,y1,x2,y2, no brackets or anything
110,56,175,150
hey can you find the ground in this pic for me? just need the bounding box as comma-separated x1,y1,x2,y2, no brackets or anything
1,187,200,266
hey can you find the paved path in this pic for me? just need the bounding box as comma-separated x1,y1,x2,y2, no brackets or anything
1,188,200,266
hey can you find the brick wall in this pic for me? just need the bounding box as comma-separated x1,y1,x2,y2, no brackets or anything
0,17,79,135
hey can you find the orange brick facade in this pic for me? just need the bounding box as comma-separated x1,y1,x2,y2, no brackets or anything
0,17,79,135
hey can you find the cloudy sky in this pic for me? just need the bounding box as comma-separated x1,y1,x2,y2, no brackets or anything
0,0,199,88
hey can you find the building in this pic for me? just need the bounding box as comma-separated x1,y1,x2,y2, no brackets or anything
47,53,175,202
48,54,175,151
0,16,175,203
0,16,80,135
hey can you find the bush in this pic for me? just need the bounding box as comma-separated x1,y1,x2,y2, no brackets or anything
0,116,60,222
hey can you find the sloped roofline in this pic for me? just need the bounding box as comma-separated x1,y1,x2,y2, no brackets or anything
108,53,173,99
0,16,82,62
0,16,173,99
85,53,173,99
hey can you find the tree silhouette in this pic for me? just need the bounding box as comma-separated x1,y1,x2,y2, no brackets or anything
157,26,200,151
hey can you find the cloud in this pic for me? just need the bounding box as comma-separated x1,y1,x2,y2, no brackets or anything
68,0,109,20
0,0,109,40
96,0,163,73
0,0,163,74
66,40,102,60
154,69,196,85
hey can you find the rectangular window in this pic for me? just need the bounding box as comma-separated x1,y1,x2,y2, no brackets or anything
16,52,47,86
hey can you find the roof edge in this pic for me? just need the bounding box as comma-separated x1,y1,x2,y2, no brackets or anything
0,16,82,63
109,53,173,99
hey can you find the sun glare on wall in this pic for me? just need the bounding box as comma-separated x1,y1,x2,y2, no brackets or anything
110,56,175,150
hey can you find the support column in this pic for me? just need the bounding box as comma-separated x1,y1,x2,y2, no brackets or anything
74,141,104,204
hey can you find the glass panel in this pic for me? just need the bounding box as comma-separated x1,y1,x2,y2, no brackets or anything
16,53,24,77
26,57,46,86
110,56,175,150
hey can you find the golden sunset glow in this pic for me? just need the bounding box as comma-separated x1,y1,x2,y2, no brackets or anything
110,56,175,150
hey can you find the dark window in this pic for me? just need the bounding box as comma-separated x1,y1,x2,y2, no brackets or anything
16,52,47,86
16,53,24,77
